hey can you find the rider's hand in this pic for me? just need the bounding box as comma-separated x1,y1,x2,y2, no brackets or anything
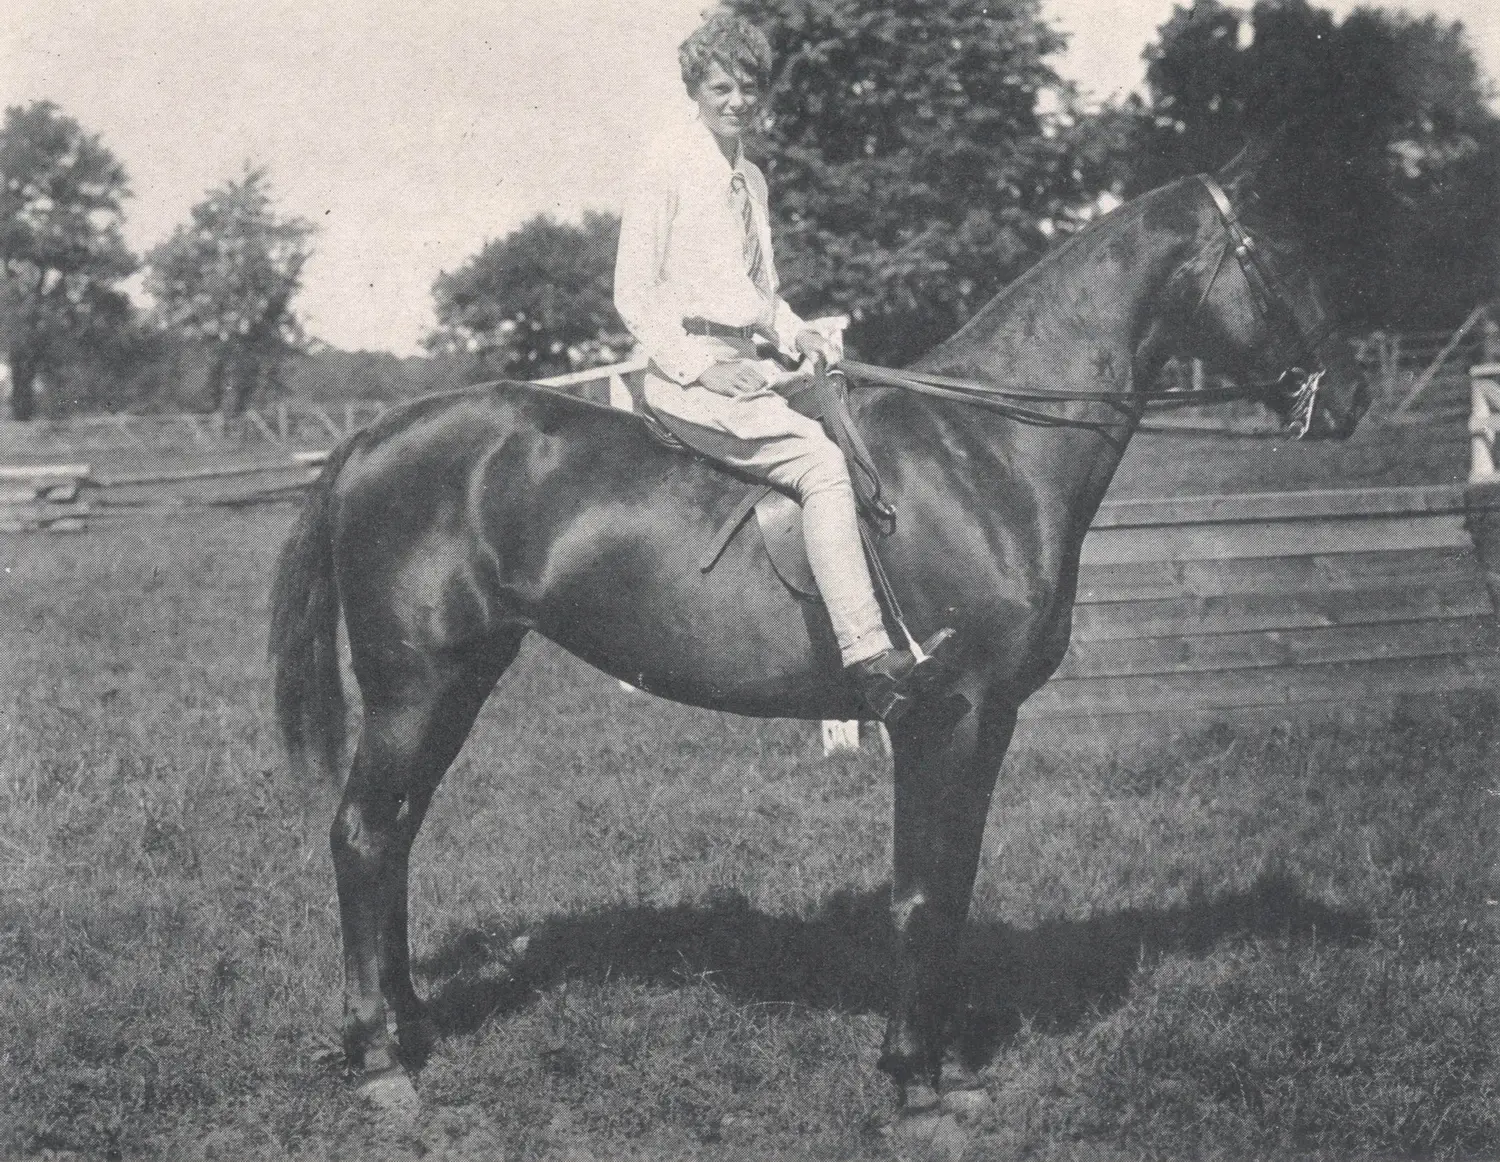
794,328,840,367
698,361,768,397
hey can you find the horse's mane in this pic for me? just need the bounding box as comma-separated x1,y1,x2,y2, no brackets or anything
925,178,1195,364
989,180,1188,310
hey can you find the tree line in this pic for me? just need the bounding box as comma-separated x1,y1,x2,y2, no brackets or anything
0,102,317,420
4,0,1498,420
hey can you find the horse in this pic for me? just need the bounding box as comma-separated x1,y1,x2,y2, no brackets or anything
268,143,1368,1114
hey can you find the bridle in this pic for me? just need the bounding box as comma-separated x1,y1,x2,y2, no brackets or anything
837,173,1333,440
1191,174,1329,439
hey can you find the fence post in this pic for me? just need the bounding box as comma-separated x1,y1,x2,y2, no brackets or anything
1465,360,1500,617
1471,363,1500,483
1396,305,1488,417
181,414,213,448
243,408,284,447
821,719,862,755
608,373,631,411
111,414,144,447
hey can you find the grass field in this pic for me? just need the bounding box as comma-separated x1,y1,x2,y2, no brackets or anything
2,418,1499,1159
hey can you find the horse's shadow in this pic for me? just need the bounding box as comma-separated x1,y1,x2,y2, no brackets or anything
415,870,1369,1069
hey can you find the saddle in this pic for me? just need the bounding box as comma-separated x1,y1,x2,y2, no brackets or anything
639,366,891,602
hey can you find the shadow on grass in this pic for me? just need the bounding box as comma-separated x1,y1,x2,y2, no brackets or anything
416,869,1369,1070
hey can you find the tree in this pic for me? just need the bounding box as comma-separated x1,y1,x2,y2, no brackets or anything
1119,0,1500,328
146,167,315,415
0,101,136,420
728,0,1124,363
426,212,628,379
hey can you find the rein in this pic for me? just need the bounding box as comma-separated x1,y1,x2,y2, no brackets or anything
835,173,1329,439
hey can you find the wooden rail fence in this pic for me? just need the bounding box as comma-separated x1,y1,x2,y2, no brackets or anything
0,399,389,456
0,464,92,532
1014,483,1500,737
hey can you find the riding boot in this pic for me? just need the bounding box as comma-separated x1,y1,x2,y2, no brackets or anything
846,628,959,724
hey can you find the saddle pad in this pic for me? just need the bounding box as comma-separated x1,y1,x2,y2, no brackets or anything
754,489,819,600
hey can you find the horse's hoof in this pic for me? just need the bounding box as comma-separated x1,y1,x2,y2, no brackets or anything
940,1087,992,1122
887,1110,969,1162
358,1068,419,1117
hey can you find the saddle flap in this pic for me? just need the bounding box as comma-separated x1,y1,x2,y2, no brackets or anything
754,490,819,600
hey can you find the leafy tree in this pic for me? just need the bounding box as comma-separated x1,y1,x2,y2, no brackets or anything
0,101,136,420
728,0,1124,362
426,212,628,379
1120,0,1500,327
146,166,315,415
283,345,473,403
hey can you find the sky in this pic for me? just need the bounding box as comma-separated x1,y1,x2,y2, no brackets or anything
4,0,1499,356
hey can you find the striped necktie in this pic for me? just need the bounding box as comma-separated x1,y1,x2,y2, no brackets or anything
729,171,772,304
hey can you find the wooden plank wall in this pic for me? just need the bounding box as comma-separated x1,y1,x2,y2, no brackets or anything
1017,484,1500,731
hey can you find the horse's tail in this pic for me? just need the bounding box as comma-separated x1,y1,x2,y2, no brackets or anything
269,440,356,786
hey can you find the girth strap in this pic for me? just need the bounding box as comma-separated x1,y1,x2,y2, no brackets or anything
697,484,771,573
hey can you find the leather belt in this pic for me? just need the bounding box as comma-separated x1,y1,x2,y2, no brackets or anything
683,317,763,341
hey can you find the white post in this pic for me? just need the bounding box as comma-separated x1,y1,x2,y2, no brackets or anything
605,368,637,693
822,719,861,754
608,373,631,411
1469,364,1500,483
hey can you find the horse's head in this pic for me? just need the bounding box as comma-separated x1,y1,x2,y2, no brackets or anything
1164,139,1369,440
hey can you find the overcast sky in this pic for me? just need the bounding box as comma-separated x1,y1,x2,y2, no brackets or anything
4,1,1498,355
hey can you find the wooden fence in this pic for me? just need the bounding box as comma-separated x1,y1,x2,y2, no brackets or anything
1013,483,1500,736
1464,361,1500,626
1009,361,1500,736
1369,306,1500,420
0,399,388,456
0,453,326,531
0,463,92,532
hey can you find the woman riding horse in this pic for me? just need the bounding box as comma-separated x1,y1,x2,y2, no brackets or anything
614,11,953,722
269,46,1368,1115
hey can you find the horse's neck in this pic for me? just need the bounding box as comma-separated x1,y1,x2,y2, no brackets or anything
909,189,1197,527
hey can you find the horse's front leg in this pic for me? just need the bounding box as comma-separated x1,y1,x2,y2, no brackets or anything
878,692,1015,1103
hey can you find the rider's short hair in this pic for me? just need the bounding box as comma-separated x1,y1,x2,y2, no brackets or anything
679,10,772,96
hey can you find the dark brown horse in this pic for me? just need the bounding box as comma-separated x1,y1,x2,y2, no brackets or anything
269,148,1368,1113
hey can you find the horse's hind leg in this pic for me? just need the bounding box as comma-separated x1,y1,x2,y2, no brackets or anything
331,631,523,1090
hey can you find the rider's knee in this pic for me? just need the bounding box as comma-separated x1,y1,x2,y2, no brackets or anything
789,439,852,501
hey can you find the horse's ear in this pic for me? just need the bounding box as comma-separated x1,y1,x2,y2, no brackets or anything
1215,123,1292,197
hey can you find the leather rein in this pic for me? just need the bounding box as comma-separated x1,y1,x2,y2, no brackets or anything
835,174,1330,440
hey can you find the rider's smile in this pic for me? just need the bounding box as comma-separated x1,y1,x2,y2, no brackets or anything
695,60,758,156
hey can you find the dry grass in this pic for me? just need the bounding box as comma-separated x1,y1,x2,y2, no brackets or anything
2,500,1498,1160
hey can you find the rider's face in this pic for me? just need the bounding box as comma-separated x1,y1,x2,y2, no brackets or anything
693,59,760,145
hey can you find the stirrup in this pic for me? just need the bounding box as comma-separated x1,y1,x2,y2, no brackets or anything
853,628,958,724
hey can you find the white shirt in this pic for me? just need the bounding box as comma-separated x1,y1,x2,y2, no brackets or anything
614,112,804,386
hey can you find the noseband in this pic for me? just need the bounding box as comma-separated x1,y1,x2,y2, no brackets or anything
1194,174,1328,438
